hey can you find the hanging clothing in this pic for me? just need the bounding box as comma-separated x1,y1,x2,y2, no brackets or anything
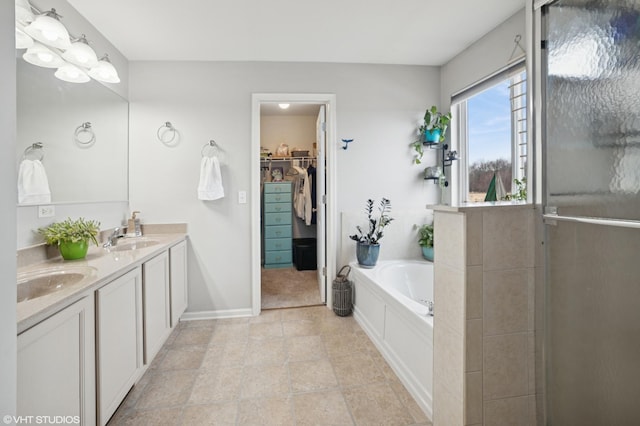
291,165,312,225
307,164,317,224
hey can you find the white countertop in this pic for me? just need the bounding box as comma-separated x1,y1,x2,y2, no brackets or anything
17,233,187,334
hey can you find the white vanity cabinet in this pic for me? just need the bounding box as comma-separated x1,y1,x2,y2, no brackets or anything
95,267,143,426
17,295,96,426
142,251,171,364
169,240,188,326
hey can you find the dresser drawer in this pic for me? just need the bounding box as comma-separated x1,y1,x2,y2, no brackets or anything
263,202,291,213
264,212,291,226
264,182,292,194
264,192,292,204
264,225,292,239
264,250,292,265
264,238,291,252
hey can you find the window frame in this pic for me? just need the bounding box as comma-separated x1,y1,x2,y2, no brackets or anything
452,59,529,204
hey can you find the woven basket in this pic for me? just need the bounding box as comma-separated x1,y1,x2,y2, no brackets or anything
332,265,353,317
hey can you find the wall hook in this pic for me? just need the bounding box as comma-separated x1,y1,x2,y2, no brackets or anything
341,139,354,150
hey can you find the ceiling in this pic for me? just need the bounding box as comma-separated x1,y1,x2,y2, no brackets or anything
66,0,525,66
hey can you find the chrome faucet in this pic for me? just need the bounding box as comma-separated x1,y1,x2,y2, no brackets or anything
103,227,122,248
426,301,434,317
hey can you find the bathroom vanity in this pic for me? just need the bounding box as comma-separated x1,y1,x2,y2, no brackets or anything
16,229,188,426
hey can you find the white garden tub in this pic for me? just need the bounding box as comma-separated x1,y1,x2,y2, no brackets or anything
350,260,433,418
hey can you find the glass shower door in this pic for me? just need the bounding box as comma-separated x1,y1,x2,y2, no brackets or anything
544,0,640,424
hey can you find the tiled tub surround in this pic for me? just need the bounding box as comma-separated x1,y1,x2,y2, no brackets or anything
429,204,538,426
351,260,434,420
17,224,187,333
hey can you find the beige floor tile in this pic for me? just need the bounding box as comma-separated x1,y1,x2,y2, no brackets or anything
322,332,364,358
173,327,214,346
249,309,282,323
343,382,415,426
261,267,321,310
182,319,218,329
286,335,327,362
134,370,197,410
181,401,238,425
157,344,206,371
293,390,354,426
241,364,290,398
188,366,243,405
249,321,284,339
210,323,250,344
245,337,286,365
282,319,322,337
289,359,339,393
389,379,430,423
281,306,327,322
331,351,386,388
320,315,359,335
107,406,183,425
237,396,295,426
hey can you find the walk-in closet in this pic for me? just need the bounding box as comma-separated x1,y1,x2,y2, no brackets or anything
259,103,325,309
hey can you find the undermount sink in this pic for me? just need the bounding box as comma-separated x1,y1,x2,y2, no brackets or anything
17,266,95,303
109,238,160,252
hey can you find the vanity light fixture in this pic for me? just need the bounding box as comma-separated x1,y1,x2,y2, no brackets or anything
15,0,34,26
62,35,98,68
15,26,34,49
278,103,290,109
55,63,90,83
88,54,120,83
24,8,71,50
23,41,66,68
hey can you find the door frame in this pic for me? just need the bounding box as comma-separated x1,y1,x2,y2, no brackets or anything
250,93,338,315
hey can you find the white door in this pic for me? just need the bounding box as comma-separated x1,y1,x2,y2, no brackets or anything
316,105,327,302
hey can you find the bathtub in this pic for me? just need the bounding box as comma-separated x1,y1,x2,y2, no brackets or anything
350,260,433,418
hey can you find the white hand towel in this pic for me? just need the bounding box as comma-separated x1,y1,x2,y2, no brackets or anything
198,156,225,200
18,159,51,204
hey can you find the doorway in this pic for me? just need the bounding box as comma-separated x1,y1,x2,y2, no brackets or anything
250,94,337,315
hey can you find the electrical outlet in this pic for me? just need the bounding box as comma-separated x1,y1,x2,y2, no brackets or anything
38,205,55,218
238,191,247,204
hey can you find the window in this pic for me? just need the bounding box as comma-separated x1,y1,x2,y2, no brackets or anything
453,62,527,203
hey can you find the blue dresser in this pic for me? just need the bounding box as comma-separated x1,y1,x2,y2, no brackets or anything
263,182,293,268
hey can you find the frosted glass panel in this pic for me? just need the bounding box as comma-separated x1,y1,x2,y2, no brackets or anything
546,222,640,425
545,0,640,220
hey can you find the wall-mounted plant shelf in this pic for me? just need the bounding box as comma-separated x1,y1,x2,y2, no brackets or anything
422,142,458,187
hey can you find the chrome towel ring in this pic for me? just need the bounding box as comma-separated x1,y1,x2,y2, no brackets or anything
157,121,179,144
201,140,220,158
74,122,96,146
23,142,44,161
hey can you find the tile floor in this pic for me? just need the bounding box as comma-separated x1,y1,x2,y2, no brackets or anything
108,306,432,426
261,267,322,309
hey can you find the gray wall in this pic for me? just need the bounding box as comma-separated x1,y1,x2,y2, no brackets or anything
1,0,18,417
129,61,440,314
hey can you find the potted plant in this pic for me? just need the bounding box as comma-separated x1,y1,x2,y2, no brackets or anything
38,217,101,260
418,223,434,261
349,198,394,268
412,105,452,164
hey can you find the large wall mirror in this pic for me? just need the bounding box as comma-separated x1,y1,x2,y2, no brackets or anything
16,52,128,205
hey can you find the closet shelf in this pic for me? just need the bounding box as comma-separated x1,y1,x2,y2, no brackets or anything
261,156,316,161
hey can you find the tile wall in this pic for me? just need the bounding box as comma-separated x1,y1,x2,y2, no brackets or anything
432,204,538,426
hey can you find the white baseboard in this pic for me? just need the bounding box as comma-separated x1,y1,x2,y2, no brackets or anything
180,308,253,321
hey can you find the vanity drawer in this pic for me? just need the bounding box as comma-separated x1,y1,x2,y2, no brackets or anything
264,212,291,226
264,250,292,265
264,238,291,252
264,202,291,213
264,225,292,239
264,182,292,194
264,192,292,204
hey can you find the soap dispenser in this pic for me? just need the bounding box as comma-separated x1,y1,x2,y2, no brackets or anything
128,211,142,237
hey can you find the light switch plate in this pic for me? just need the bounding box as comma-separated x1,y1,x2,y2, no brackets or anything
38,205,55,218
238,191,247,204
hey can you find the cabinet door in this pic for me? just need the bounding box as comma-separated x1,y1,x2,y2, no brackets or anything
143,251,171,364
18,296,95,426
170,240,188,327
96,268,143,425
